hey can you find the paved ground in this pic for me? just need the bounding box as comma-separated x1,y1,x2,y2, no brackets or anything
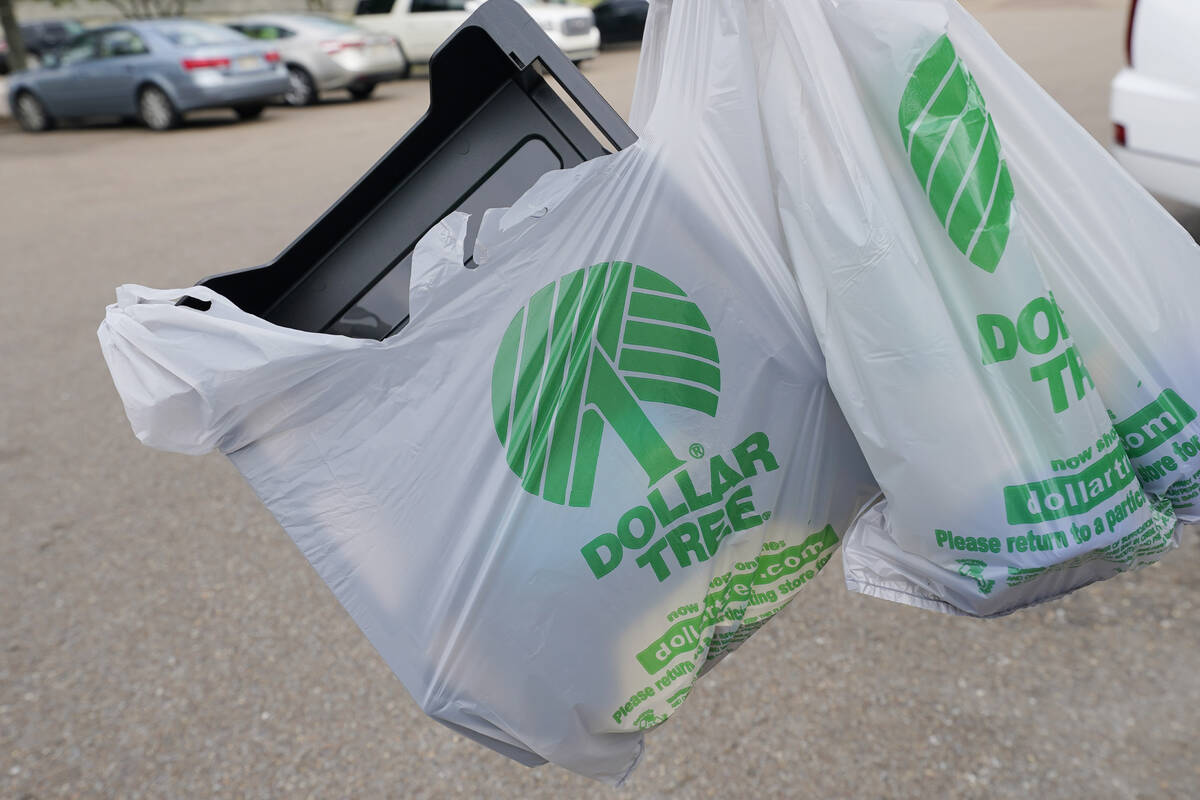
3,2,1198,798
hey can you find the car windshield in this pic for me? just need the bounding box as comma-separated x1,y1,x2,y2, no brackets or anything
155,21,247,47
55,32,99,64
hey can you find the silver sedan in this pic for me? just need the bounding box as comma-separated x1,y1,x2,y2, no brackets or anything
7,20,289,132
227,14,408,106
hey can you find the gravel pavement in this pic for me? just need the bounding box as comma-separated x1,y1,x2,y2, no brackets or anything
3,2,1198,798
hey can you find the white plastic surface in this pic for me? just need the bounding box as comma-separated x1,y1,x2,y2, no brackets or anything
1111,141,1200,208
98,0,876,783
1109,0,1200,202
1110,65,1200,205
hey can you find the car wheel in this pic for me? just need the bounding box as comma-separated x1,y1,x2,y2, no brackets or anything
13,91,54,132
347,83,376,101
138,85,180,131
284,66,317,107
234,104,265,120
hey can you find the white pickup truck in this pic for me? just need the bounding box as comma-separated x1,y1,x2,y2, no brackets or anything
1110,0,1200,205
354,0,600,66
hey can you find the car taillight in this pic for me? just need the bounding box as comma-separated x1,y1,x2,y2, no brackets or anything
264,50,280,63
182,56,230,70
1114,123,1128,147
1125,0,1140,65
321,39,366,54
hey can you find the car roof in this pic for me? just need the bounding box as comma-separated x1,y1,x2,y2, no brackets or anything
21,19,82,29
121,18,235,32
63,21,151,37
233,14,348,27
62,24,124,37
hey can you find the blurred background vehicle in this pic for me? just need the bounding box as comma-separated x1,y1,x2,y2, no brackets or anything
352,0,598,67
228,14,407,106
1110,0,1200,205
7,20,288,132
592,0,647,46
0,19,85,74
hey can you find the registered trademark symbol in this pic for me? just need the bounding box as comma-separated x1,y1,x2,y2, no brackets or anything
762,511,772,521
689,443,705,459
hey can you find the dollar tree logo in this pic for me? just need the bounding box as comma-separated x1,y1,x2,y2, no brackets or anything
957,559,995,596
899,34,1014,273
491,261,720,508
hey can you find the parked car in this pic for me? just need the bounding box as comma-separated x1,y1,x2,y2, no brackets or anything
1,19,86,74
353,0,598,67
228,14,407,106
592,0,647,46
1110,0,1200,205
8,20,289,133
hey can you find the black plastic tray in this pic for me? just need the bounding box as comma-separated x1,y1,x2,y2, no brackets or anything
197,0,636,340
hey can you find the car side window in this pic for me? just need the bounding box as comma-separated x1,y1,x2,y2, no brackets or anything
411,0,467,12
100,29,150,58
19,25,43,48
356,0,398,13
58,32,100,67
234,25,292,40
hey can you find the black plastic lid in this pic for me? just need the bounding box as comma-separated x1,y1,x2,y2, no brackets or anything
199,0,636,340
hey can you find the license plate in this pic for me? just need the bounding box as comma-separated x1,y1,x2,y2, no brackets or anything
236,56,261,72
564,17,591,36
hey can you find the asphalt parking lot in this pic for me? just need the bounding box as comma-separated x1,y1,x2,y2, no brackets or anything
3,2,1198,798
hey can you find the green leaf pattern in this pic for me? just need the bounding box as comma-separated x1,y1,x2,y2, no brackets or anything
492,263,720,507
899,34,1014,273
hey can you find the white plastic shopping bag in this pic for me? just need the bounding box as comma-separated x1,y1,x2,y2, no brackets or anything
744,0,1178,616
930,1,1200,521
99,0,875,782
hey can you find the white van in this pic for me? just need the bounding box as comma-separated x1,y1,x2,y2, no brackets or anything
354,0,600,66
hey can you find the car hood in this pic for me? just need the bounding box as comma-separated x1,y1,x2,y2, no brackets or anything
520,3,595,23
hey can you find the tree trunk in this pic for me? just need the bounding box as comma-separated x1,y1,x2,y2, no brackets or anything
0,0,28,73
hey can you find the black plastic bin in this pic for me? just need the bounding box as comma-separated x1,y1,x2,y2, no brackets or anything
197,0,636,340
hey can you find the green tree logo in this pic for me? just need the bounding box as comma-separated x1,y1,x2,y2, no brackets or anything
491,262,720,507
957,559,996,596
899,34,1015,273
